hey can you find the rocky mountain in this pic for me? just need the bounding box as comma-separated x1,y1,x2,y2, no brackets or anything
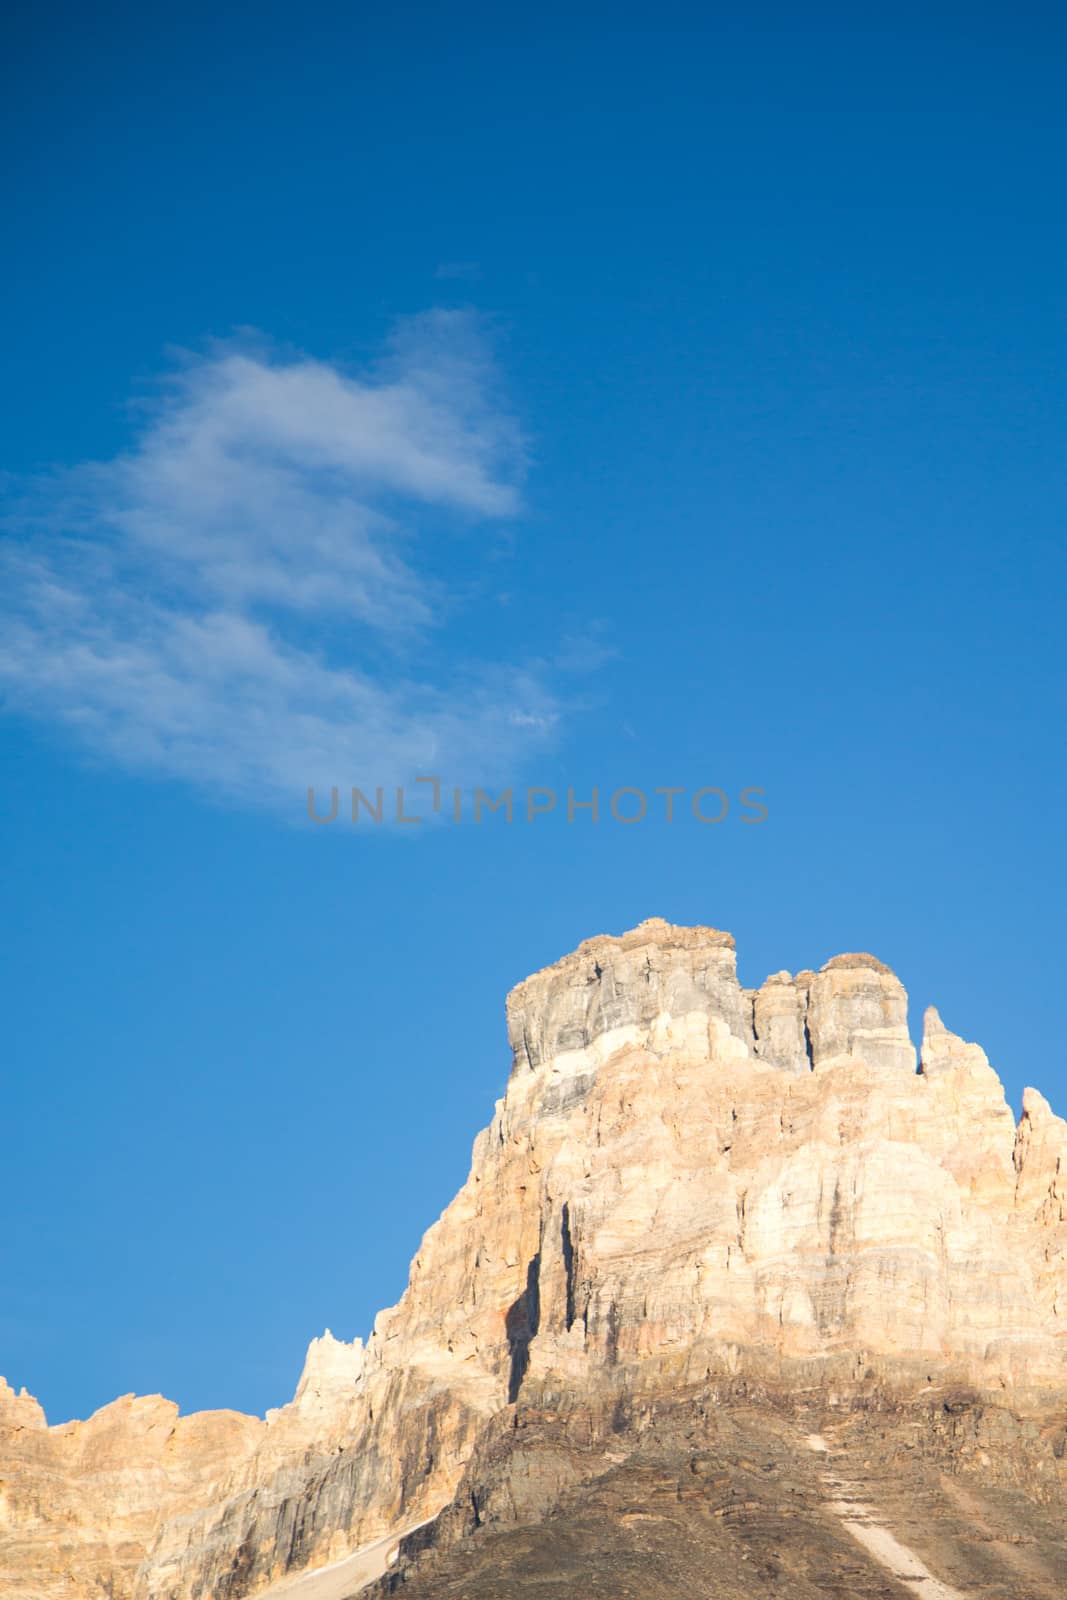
6,918,1067,1599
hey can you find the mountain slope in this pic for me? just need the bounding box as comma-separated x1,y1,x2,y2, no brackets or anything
367,1382,1067,1599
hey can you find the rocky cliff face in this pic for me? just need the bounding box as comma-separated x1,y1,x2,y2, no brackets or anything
6,918,1067,1600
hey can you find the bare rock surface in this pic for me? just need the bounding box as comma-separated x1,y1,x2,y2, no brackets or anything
367,1382,1067,1599
5,918,1067,1599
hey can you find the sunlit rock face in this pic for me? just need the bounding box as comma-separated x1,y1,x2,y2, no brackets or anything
5,918,1067,1600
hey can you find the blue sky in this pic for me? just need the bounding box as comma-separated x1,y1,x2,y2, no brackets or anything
2,3,1066,1423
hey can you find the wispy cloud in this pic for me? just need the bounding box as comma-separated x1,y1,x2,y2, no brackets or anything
0,311,560,809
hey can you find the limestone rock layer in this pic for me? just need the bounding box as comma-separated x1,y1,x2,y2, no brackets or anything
4,917,1067,1600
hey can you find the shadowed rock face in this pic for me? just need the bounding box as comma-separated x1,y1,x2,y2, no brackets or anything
505,922,747,1073
5,918,1067,1600
505,921,915,1078
367,1381,1067,1600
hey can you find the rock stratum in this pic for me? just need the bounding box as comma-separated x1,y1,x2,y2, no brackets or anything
6,918,1067,1599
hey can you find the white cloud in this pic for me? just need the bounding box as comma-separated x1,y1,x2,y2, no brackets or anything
0,312,559,809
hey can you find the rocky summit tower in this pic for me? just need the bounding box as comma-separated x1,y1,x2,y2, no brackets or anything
5,920,1067,1598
